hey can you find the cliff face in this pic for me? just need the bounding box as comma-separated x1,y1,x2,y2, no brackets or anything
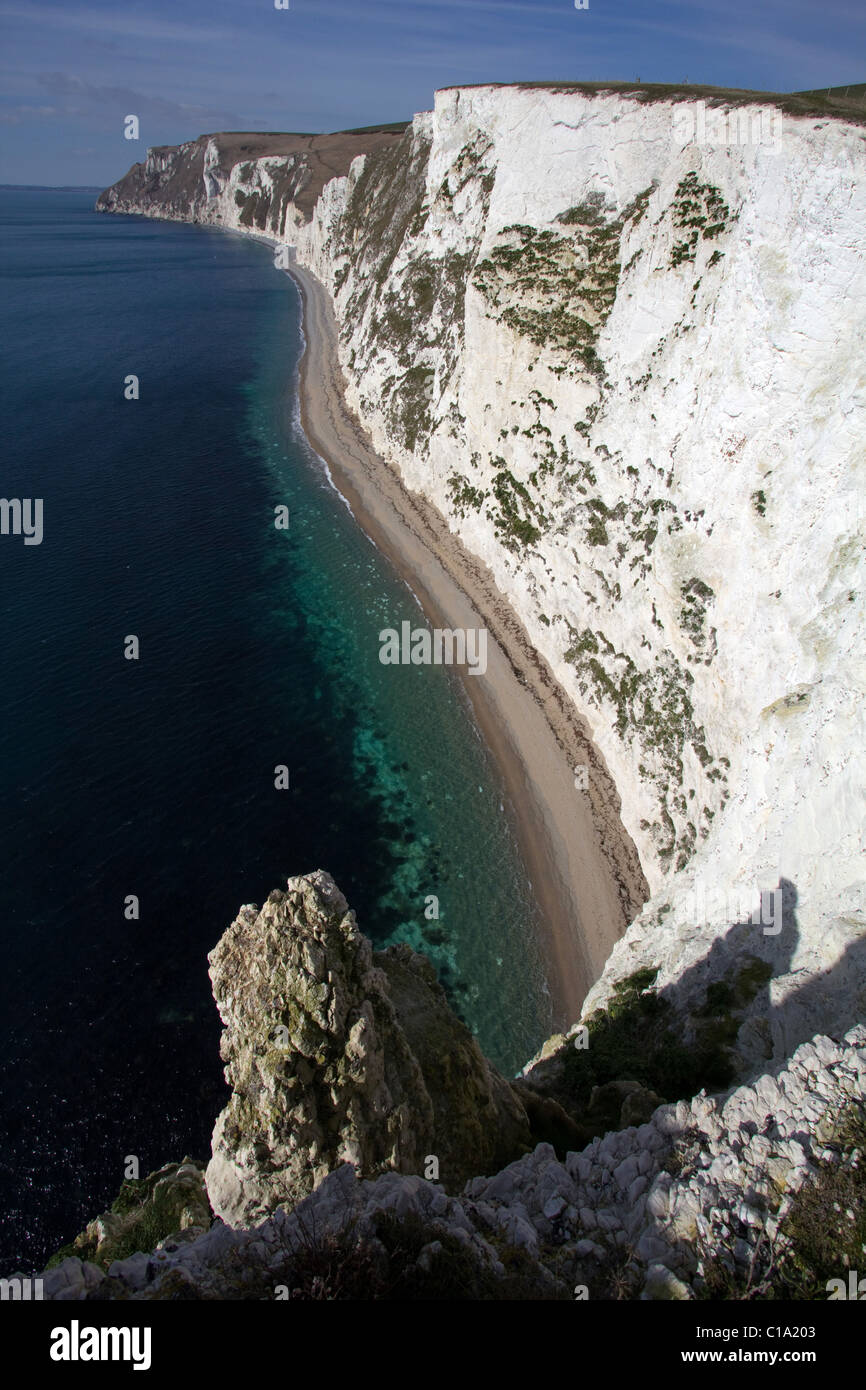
96,127,406,234
97,86,865,1058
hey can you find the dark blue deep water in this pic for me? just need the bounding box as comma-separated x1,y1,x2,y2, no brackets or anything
0,189,551,1270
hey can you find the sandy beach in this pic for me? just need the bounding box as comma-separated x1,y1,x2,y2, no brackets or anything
288,259,648,1029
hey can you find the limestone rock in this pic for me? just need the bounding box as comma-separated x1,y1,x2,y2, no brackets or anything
643,1262,692,1300
34,1025,866,1301
40,1257,105,1301
205,871,531,1226
46,1159,211,1272
621,1086,665,1128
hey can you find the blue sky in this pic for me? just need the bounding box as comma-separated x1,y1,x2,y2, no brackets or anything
1,0,863,184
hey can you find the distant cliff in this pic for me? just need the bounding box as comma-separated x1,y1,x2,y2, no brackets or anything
97,83,865,1066
96,126,406,234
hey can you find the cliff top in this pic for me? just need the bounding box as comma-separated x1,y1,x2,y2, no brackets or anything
434,79,866,123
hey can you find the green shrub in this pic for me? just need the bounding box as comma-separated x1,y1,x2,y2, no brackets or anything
559,964,759,1129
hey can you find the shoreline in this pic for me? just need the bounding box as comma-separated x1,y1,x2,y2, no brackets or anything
286,257,649,1029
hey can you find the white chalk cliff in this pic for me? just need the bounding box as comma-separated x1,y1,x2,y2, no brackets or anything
97,86,865,1061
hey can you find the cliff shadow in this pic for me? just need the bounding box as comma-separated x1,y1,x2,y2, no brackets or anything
659,876,866,1079
523,877,865,1151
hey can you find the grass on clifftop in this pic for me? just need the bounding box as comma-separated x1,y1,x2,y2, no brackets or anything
440,80,866,124
46,1160,211,1271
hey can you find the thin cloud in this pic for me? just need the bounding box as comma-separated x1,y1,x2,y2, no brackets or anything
36,73,245,126
0,2,235,45
0,104,58,124
605,11,862,80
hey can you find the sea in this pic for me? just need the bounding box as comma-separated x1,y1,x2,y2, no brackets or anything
0,187,552,1270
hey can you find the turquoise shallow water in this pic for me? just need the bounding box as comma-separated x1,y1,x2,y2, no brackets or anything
0,189,552,1269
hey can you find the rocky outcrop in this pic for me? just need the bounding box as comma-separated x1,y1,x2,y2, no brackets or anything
33,1026,866,1300
22,869,866,1299
205,871,532,1226
43,1159,211,1277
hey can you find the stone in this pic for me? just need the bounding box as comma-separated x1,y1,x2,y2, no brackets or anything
567,1153,593,1183
612,1154,641,1189
106,1253,151,1289
574,1238,602,1258
41,1258,104,1301
596,1208,621,1233
645,1183,671,1220
628,1175,649,1204
205,872,532,1225
621,1087,665,1128
643,1263,692,1300
543,1195,566,1220
636,1232,673,1263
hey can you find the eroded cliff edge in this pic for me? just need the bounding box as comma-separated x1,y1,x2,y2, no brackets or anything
97,84,865,1063
34,871,866,1300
